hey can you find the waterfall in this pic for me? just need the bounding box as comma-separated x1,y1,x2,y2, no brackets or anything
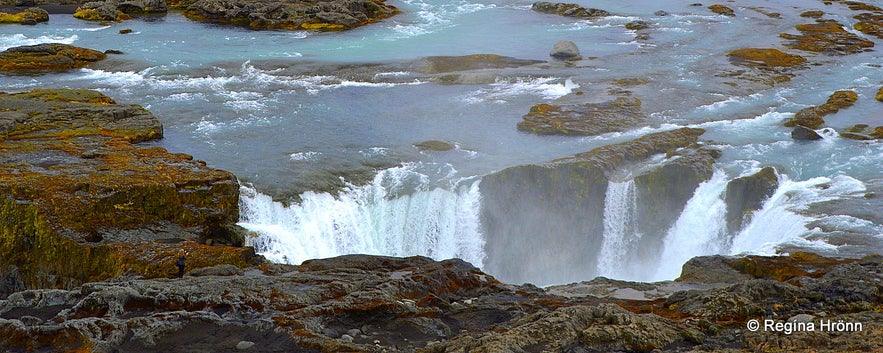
652,171,729,281
596,180,640,278
238,165,486,267
729,174,866,255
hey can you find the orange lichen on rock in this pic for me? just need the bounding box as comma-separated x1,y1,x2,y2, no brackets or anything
780,21,874,54
727,48,807,67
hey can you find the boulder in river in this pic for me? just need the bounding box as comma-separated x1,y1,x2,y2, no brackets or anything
549,40,580,59
791,125,823,140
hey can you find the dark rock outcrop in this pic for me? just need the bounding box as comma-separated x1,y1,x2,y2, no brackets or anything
531,1,610,18
724,167,779,235
0,7,48,24
792,125,823,140
183,0,399,31
480,128,716,284
2,252,881,353
74,0,167,21
517,97,645,136
0,89,258,292
784,90,858,129
780,21,874,55
0,43,106,73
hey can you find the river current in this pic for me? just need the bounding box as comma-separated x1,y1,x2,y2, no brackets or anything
2,0,881,285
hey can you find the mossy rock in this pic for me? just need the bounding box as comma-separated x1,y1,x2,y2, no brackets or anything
0,43,106,73
877,86,883,102
0,89,256,291
799,10,824,18
727,48,807,68
708,4,735,16
0,7,48,24
854,13,883,39
414,140,454,151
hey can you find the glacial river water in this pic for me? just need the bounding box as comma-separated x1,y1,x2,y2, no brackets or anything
2,0,881,285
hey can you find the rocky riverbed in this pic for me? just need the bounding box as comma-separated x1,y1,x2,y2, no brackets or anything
1,252,881,352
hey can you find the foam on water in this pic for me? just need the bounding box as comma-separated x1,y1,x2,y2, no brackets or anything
0,34,78,50
462,77,579,104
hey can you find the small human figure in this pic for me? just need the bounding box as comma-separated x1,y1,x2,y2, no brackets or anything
176,247,189,278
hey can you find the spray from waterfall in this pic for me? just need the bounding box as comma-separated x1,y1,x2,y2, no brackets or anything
237,165,486,267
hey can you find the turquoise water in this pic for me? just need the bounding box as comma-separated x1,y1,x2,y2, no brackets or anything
2,0,881,284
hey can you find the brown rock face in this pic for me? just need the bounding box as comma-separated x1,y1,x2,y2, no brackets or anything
0,89,256,291
517,97,645,136
480,128,715,284
780,21,874,54
784,90,858,128
0,43,106,74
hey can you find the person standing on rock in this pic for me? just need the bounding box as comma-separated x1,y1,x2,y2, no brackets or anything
176,247,189,278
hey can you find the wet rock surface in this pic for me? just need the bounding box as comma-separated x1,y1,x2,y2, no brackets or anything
74,0,167,21
1,252,880,353
0,43,106,73
0,89,258,292
724,167,779,235
182,0,399,31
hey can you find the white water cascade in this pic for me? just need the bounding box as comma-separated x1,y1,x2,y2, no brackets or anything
653,171,729,281
238,165,486,267
596,180,641,279
729,174,866,255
